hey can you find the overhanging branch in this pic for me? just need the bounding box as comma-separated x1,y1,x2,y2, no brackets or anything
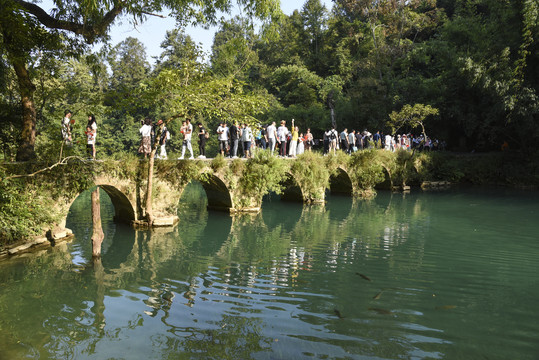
13,0,124,43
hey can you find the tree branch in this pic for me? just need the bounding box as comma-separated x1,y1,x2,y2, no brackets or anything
2,156,87,181
13,0,124,43
141,11,166,19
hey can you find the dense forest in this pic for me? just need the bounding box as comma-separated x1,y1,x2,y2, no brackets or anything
1,0,538,161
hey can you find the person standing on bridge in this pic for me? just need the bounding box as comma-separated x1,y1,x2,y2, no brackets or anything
156,120,169,159
86,115,97,159
229,121,240,158
328,126,338,155
197,122,208,159
305,128,314,152
61,110,74,147
217,122,229,157
179,119,194,160
241,123,254,158
267,121,277,155
138,118,153,159
289,120,298,158
277,120,289,157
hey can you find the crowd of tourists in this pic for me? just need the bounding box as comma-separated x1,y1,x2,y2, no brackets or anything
154,118,445,160
137,118,446,159
60,111,444,161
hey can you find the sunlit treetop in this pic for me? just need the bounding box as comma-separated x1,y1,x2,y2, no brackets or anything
11,0,284,44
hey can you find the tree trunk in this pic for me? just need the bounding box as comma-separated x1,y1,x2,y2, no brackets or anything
328,92,336,129
13,60,37,161
144,125,165,227
91,188,105,257
92,256,106,332
145,153,155,226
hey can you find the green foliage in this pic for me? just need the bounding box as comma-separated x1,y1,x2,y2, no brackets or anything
270,64,323,107
290,151,330,202
348,150,385,197
237,150,288,207
388,103,439,136
0,177,55,248
211,154,227,172
413,152,465,183
155,159,204,187
0,159,95,246
101,154,140,180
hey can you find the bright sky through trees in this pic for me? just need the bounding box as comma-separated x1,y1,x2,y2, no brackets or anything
128,0,333,62
67,0,333,63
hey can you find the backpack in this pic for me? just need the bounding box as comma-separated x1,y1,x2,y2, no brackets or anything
166,130,171,140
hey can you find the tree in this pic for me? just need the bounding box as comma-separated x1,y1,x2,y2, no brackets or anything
387,103,439,140
155,29,203,73
300,0,329,73
1,0,283,161
211,16,259,79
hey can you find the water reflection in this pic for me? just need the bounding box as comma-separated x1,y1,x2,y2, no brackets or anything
1,188,539,359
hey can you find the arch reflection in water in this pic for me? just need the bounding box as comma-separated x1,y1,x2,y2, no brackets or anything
177,181,232,256
66,188,136,267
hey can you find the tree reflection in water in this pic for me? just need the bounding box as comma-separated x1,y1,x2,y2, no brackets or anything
1,185,482,359
159,315,272,359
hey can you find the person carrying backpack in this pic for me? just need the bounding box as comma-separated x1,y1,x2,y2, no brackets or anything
328,126,338,155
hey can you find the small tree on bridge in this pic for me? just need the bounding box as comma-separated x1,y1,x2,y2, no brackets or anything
386,103,439,188
387,103,439,142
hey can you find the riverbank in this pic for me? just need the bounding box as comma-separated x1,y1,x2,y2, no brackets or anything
1,150,537,259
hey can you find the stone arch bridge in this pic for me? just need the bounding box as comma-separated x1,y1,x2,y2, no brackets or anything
3,156,366,234
81,159,357,228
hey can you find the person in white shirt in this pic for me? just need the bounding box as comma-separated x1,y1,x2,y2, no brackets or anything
277,120,289,157
348,130,356,153
138,118,153,159
328,126,338,155
216,122,229,156
179,119,194,159
87,115,97,159
340,128,349,153
241,123,254,158
266,121,277,155
384,134,393,151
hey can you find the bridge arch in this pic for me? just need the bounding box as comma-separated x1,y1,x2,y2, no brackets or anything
329,167,353,195
198,173,234,211
97,185,137,224
280,172,304,202
63,184,137,228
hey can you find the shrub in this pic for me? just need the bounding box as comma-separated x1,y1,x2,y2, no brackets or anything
348,150,385,197
291,152,331,202
237,150,289,207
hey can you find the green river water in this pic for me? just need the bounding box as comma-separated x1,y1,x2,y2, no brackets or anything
1,184,538,359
